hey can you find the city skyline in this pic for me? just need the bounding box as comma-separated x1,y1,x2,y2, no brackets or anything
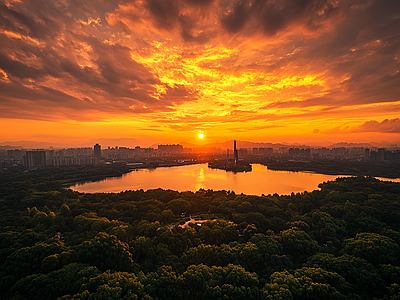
1,0,399,146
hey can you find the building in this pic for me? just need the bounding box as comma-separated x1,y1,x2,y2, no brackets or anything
365,148,370,161
94,143,101,158
231,140,238,164
226,140,239,167
24,150,46,169
158,144,183,153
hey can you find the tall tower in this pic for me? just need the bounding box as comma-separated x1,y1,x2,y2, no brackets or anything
234,140,238,165
94,143,101,158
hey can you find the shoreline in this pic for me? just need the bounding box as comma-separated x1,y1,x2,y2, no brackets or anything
69,163,400,195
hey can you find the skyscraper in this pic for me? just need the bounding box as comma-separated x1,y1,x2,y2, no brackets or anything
24,150,46,169
94,143,101,158
234,140,238,164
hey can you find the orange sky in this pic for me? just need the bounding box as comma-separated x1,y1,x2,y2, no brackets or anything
0,0,399,147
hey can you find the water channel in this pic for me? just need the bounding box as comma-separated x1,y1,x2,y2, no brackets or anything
70,163,399,195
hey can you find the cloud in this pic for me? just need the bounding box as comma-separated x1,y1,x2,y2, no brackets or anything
0,0,399,143
219,0,342,37
0,0,205,121
0,2,61,40
0,52,46,79
220,2,250,34
145,0,180,30
325,119,400,135
353,119,400,134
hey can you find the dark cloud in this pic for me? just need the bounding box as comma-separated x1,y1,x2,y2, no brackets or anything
0,81,79,105
142,0,216,42
0,0,197,121
184,0,215,6
353,119,400,134
159,84,198,105
179,14,215,43
324,118,400,135
98,60,122,84
38,86,78,102
219,0,342,36
0,52,45,79
60,58,85,78
220,2,250,33
146,0,180,30
0,2,59,40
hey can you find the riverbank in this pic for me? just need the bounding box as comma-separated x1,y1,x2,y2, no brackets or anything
257,160,400,179
60,161,203,187
208,162,252,173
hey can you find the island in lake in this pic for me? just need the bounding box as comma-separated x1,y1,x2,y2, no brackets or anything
208,139,252,172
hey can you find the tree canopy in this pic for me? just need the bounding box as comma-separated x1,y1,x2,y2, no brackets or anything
0,166,400,299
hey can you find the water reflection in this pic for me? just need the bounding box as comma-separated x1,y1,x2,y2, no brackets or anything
198,167,205,182
70,163,399,196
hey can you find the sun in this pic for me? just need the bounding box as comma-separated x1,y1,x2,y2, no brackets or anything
198,133,204,139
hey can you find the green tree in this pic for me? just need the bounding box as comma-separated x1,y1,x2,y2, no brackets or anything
280,227,319,264
167,198,192,215
306,253,386,297
341,233,399,265
7,263,100,300
76,233,134,272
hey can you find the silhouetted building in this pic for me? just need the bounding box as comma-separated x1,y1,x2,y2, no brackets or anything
378,148,385,162
238,148,248,158
234,140,238,164
94,143,101,158
289,147,311,158
24,150,46,169
226,140,239,167
365,148,370,161
7,149,22,158
259,147,273,155
279,147,288,154
158,144,183,153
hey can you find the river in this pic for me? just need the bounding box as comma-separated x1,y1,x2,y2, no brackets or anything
69,163,398,195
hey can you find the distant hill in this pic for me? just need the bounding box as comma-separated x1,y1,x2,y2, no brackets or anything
0,141,64,149
0,145,23,150
328,142,374,148
88,138,141,148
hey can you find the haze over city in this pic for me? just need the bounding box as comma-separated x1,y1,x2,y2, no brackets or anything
0,0,399,147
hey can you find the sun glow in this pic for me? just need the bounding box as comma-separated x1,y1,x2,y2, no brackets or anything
199,133,204,139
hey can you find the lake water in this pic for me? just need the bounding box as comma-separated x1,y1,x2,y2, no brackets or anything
70,163,391,195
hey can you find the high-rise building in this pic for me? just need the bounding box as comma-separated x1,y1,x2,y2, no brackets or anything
24,150,46,169
158,144,183,153
226,140,239,167
234,140,238,164
94,143,101,158
377,148,385,162
365,148,370,161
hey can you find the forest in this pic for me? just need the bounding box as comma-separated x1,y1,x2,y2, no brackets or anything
1,165,400,299
255,159,400,179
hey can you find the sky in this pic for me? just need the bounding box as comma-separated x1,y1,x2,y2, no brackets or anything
0,0,399,147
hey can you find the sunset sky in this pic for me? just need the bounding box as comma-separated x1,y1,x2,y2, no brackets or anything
1,0,399,147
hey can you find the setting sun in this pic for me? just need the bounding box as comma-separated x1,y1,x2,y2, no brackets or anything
199,133,204,139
